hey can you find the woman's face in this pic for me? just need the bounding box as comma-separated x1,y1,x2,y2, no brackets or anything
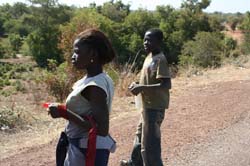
71,39,93,69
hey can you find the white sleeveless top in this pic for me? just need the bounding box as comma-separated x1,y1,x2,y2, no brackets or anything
65,72,115,151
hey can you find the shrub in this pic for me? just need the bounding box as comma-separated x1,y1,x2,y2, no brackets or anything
223,37,237,57
241,32,250,55
0,38,15,58
0,43,5,59
27,29,63,67
43,61,72,102
0,105,34,131
19,39,30,56
14,80,26,92
8,33,23,53
180,32,223,68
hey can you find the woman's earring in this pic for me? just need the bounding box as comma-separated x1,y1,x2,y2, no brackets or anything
90,59,94,63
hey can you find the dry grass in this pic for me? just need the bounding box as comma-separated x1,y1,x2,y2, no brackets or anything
173,63,250,97
115,73,138,97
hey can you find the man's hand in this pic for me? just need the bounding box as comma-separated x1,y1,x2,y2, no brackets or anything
128,82,144,96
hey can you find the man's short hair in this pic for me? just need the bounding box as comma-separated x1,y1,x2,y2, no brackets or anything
147,28,164,42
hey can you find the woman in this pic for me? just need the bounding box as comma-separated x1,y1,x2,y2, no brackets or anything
48,28,116,166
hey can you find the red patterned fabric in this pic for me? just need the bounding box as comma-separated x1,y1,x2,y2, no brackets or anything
84,116,97,166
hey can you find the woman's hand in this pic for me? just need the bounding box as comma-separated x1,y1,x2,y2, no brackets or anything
128,82,144,96
48,103,61,118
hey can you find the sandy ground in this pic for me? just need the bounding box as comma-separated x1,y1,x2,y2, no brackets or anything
1,65,250,166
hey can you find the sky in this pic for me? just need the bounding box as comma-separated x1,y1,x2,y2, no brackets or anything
0,0,249,13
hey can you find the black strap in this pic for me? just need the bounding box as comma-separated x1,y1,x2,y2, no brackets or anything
56,132,69,166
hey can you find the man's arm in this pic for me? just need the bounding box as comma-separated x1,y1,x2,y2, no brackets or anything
128,78,171,96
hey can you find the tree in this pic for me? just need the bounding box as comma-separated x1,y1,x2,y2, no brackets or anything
0,3,31,36
208,15,224,32
0,15,5,36
239,12,250,54
181,0,211,13
99,0,130,22
25,0,72,67
180,32,223,67
116,9,158,64
123,9,158,38
8,2,30,19
27,27,62,67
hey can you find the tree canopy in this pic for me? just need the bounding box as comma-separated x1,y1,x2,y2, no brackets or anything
0,0,248,68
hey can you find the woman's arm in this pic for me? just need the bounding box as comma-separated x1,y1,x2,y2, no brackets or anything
81,86,109,136
48,86,109,136
48,104,92,130
67,109,92,130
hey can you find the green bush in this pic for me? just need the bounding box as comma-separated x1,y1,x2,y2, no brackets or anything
14,80,26,92
223,37,237,57
27,29,63,67
180,32,223,68
241,32,250,55
8,33,23,53
179,54,194,66
0,38,15,58
0,43,5,59
0,62,33,92
230,49,242,58
19,39,30,56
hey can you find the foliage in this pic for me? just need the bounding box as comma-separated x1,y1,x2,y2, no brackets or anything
0,106,21,130
155,1,214,64
0,2,31,36
239,12,250,55
26,27,63,67
0,62,33,93
181,0,211,13
97,0,130,22
0,42,5,58
43,61,72,102
23,0,73,67
0,15,5,36
123,9,158,38
0,0,241,67
8,33,23,53
180,32,223,68
208,15,224,32
19,39,30,56
117,9,158,64
0,105,33,131
223,37,237,57
0,38,15,58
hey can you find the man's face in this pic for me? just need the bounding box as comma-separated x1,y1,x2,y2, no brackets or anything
143,31,159,53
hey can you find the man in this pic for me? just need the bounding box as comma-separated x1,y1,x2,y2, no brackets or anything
120,28,171,166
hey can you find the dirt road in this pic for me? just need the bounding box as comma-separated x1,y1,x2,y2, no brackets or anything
1,76,250,165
